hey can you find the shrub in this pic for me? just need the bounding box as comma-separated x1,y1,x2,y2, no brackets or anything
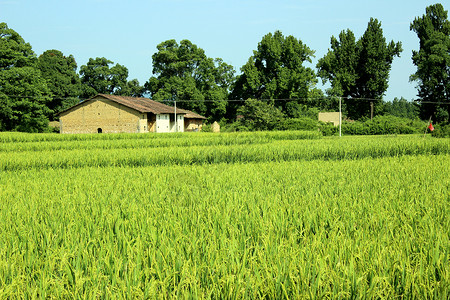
318,122,338,136
342,116,426,135
221,122,250,132
275,117,318,131
201,123,212,132
274,118,338,136
431,123,450,138
236,99,285,131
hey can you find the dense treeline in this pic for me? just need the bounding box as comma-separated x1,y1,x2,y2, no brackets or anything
0,3,448,132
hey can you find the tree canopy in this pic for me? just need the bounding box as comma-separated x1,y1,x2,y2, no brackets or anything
37,50,81,118
383,97,419,119
79,57,143,99
0,22,51,132
410,3,450,123
236,98,285,131
317,18,402,120
145,39,235,120
316,30,358,98
232,31,317,115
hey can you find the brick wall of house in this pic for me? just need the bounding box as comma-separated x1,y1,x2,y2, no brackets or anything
59,98,145,134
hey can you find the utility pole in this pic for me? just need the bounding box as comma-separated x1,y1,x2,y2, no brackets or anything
339,97,342,137
174,100,177,132
370,101,374,120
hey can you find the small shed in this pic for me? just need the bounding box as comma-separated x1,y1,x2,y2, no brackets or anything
318,112,340,126
184,111,207,132
211,121,220,133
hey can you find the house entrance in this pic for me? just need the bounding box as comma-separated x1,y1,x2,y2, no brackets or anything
97,128,102,133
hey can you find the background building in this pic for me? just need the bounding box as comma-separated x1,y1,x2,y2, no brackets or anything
58,94,206,134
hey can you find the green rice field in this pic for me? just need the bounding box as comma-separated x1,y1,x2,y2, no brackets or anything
0,131,448,298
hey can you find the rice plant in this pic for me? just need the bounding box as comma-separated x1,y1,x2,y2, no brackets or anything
0,132,448,298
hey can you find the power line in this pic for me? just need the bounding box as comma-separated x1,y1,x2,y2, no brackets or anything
0,94,391,103
413,100,450,105
2,93,449,105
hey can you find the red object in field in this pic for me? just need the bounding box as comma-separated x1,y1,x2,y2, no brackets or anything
428,122,434,131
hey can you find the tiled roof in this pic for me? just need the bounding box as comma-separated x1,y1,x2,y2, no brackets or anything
184,111,207,119
58,94,207,119
96,94,188,114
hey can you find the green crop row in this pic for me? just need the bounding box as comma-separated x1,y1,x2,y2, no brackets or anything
0,155,448,298
0,135,448,171
0,130,321,144
0,130,321,153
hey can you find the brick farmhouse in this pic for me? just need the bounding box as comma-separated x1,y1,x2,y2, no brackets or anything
58,94,206,134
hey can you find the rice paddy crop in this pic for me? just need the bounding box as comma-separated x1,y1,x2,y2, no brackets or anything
0,131,448,298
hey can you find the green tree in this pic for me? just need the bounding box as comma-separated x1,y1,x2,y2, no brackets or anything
125,79,145,98
146,39,235,120
79,57,143,99
410,3,450,123
317,30,358,98
317,19,402,120
232,31,317,116
37,50,81,118
353,18,403,119
383,97,419,119
236,98,285,131
197,57,235,120
0,22,51,132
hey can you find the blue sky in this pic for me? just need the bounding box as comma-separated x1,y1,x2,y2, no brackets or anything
1,0,444,101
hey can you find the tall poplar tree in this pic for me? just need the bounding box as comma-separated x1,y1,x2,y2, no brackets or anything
316,29,358,98
317,18,402,120
410,3,450,123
